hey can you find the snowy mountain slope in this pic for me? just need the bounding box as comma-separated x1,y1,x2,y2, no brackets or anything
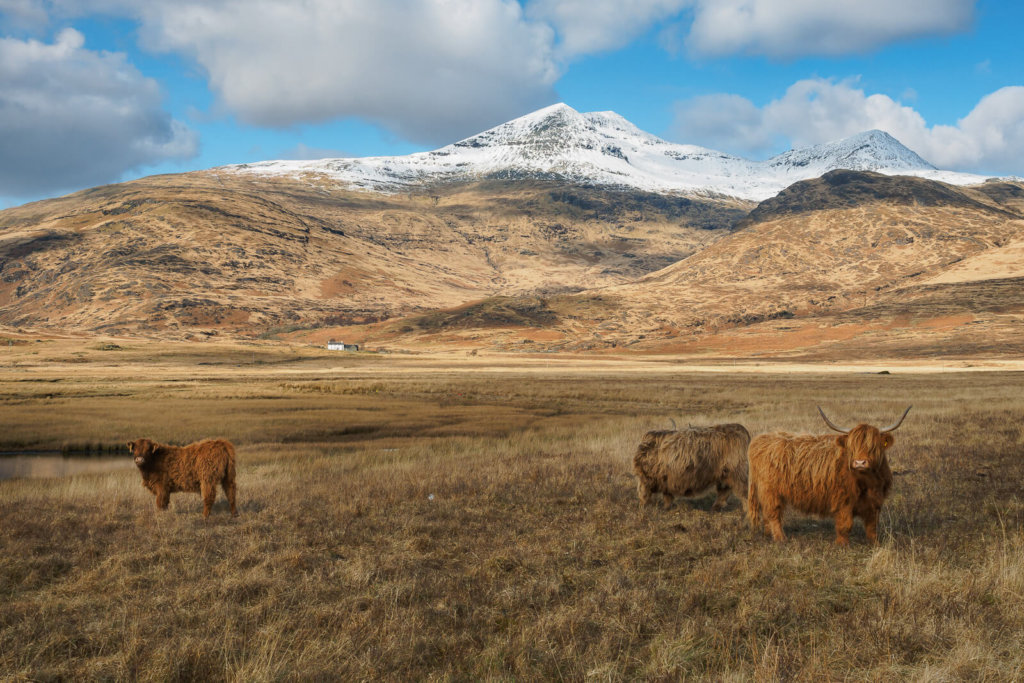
227,103,988,201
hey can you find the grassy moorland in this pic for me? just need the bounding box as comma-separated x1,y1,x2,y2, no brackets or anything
1,341,1023,680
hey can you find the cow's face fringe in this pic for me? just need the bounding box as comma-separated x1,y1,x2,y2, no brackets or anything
840,425,893,472
127,438,158,468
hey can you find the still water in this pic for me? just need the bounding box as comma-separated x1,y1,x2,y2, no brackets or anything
0,453,133,480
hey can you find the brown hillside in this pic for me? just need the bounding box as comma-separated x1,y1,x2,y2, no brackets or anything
735,169,1019,228
583,172,1024,353
354,171,1024,356
0,171,750,338
4,167,1023,359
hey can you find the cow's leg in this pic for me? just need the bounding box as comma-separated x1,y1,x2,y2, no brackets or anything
662,492,674,510
636,479,651,507
726,470,748,512
762,493,785,541
834,507,854,546
862,507,879,544
711,482,731,511
152,484,170,511
223,475,238,517
766,514,785,542
201,480,216,518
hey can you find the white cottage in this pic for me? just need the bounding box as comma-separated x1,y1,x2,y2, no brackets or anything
327,340,359,351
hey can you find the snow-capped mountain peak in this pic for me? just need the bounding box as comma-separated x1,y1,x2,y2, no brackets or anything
767,129,937,175
438,102,673,171
228,104,986,201
449,102,581,148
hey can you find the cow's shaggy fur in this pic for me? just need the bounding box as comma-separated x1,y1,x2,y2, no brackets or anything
632,423,750,511
128,437,238,517
747,425,894,545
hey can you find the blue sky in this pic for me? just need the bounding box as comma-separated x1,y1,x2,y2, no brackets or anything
0,0,1022,208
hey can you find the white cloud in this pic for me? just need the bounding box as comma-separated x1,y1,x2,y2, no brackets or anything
671,77,1024,175
5,0,561,145
0,0,49,31
526,0,688,58
527,0,974,59
683,0,975,57
0,28,197,198
948,86,1024,173
6,0,979,153
672,93,776,155
120,0,560,144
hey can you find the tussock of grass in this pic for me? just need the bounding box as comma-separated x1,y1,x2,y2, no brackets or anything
1,352,1024,679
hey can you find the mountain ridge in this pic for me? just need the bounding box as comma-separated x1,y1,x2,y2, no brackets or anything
0,173,750,338
229,103,987,201
313,169,1024,356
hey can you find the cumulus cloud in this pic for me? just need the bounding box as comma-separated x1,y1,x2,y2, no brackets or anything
5,0,560,144
671,77,1024,175
6,0,978,153
946,86,1024,173
528,0,974,59
672,93,776,155
0,0,49,32
125,0,968,143
115,0,559,144
682,0,975,57
0,28,197,198
526,0,688,58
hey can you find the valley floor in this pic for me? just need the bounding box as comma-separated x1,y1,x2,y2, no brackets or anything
1,341,1023,679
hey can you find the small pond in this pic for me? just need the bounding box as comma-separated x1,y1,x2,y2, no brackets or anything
0,452,133,480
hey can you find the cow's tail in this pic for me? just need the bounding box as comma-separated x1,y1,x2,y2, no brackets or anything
218,440,239,516
632,433,657,477
222,440,237,483
747,477,761,529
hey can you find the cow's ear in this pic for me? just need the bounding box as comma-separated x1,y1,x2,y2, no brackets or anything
835,435,847,449
126,440,135,452
881,433,894,449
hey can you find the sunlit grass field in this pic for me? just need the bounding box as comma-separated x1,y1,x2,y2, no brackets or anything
1,341,1023,680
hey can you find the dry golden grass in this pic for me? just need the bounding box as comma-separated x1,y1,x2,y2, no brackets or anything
0,173,748,339
1,342,1023,680
595,201,1024,349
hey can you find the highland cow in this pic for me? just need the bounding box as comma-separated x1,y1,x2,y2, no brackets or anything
632,423,750,511
747,406,911,545
128,437,238,517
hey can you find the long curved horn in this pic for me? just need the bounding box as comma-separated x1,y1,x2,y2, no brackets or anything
880,405,912,433
817,406,851,434
669,417,678,430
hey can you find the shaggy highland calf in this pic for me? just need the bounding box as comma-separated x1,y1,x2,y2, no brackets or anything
128,438,238,517
747,406,911,546
633,423,750,511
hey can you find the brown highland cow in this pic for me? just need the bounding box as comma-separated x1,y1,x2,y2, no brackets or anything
747,406,911,545
633,423,750,511
128,437,238,517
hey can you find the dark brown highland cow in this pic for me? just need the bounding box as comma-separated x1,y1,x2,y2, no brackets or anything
633,423,750,511
747,406,911,546
128,438,238,517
